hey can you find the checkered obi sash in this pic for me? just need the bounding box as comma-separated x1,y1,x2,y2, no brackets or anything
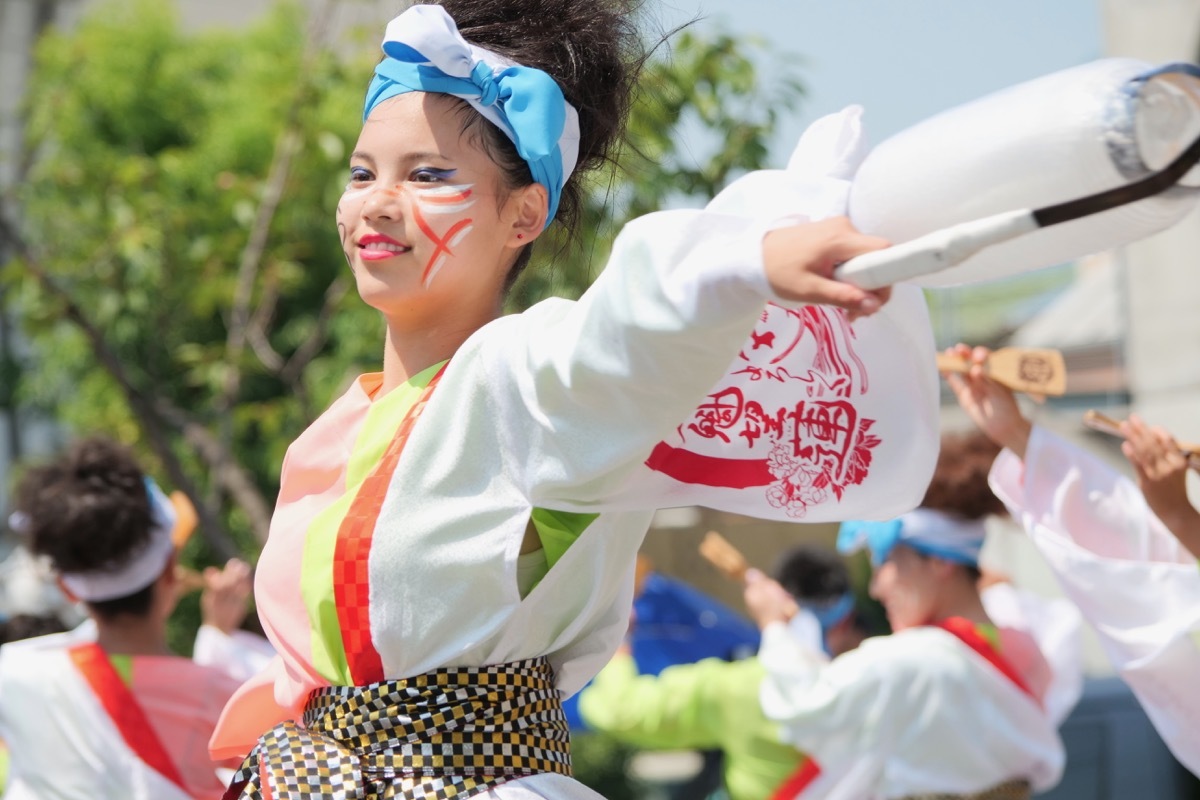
898,779,1032,800
222,657,572,800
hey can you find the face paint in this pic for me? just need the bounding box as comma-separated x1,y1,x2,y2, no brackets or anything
410,181,476,287
412,183,476,214
342,96,519,308
336,203,352,268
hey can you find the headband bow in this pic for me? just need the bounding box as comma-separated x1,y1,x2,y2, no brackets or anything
363,4,581,227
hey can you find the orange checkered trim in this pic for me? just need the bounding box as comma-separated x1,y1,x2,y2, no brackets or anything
333,363,448,686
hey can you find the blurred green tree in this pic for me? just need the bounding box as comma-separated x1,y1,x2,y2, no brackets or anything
2,0,802,566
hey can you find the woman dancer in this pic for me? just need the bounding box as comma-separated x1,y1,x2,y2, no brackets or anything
209,0,893,797
0,437,247,799
743,433,1065,799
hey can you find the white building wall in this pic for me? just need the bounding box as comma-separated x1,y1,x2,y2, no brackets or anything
1102,0,1200,442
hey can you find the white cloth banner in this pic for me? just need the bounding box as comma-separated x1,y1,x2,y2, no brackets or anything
634,107,942,523
850,58,1200,287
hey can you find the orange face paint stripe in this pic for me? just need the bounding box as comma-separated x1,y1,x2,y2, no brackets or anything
333,363,448,686
67,643,189,793
420,188,473,204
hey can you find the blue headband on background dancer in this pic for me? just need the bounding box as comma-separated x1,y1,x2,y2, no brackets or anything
747,502,1066,798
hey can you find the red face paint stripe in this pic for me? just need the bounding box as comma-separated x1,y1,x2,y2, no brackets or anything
332,364,448,686
412,203,473,284
68,643,189,792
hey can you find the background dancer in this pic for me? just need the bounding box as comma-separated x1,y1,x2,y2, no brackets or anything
0,437,254,799
747,438,1065,799
579,545,866,800
945,342,1200,776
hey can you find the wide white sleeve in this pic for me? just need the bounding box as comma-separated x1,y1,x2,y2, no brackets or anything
452,107,939,521
980,583,1084,727
483,208,780,509
990,425,1200,775
756,622,908,786
192,626,278,684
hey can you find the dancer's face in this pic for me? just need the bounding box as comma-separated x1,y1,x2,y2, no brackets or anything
337,93,541,321
869,545,940,631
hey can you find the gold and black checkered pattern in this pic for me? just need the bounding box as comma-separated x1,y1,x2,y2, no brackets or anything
222,657,571,799
899,779,1033,800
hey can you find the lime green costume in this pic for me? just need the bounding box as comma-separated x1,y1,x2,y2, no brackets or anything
578,653,809,800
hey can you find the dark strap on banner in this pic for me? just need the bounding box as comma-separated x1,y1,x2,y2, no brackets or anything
1034,130,1200,227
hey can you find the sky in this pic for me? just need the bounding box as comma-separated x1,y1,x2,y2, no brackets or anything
641,0,1107,345
655,0,1105,162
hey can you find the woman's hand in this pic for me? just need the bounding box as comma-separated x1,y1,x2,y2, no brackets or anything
743,568,799,630
762,217,892,320
1120,415,1200,558
200,558,254,635
942,343,1032,459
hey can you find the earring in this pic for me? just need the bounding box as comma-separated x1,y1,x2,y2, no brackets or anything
517,233,524,240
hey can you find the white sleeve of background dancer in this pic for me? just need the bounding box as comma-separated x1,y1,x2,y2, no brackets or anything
990,425,1200,775
980,582,1085,727
990,425,1196,572
756,622,909,782
193,626,278,684
483,208,785,509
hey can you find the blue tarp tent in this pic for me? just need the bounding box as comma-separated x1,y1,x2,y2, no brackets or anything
565,572,760,730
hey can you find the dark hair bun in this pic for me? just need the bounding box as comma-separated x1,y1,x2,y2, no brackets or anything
14,437,153,574
772,543,850,603
921,429,1006,520
429,0,646,232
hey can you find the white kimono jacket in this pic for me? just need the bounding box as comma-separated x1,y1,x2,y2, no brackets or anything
757,622,1064,799
211,109,939,800
990,425,1200,776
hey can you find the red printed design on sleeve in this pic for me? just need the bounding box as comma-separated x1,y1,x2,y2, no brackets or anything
647,304,880,518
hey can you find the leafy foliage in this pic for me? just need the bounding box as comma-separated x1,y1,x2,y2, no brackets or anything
4,4,803,793
509,30,803,310
6,1,802,563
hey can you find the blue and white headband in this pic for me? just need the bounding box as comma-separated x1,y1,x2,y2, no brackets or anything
364,4,581,227
807,591,856,631
837,508,986,568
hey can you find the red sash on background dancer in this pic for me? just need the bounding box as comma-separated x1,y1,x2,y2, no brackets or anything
770,755,821,800
68,643,189,793
935,617,1036,701
769,616,1036,799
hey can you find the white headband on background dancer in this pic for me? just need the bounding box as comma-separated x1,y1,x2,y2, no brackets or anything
837,508,986,569
364,4,581,226
15,478,179,603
